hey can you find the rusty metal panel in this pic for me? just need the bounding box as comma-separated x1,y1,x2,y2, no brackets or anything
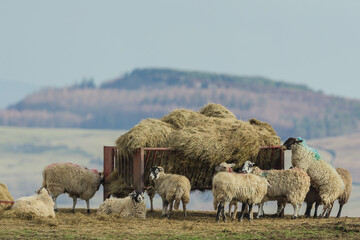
133,148,144,191
103,146,115,200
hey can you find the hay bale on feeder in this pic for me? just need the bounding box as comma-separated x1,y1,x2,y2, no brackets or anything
0,183,14,209
103,169,128,198
113,103,281,193
199,103,237,119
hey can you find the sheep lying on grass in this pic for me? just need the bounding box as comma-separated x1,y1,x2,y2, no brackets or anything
42,162,103,214
212,171,268,222
97,191,146,218
12,188,55,218
149,166,191,218
305,167,352,218
242,161,310,219
283,137,344,218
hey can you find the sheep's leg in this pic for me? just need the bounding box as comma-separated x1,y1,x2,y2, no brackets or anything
182,199,187,218
325,203,334,218
232,202,238,220
313,202,320,218
238,203,247,222
216,202,224,222
320,205,328,218
161,199,169,217
221,203,226,222
337,204,343,218
86,199,90,214
305,203,312,218
257,203,263,219
167,200,174,218
248,203,254,222
276,202,285,217
228,202,232,219
291,203,299,219
72,197,77,213
53,196,58,212
150,197,154,212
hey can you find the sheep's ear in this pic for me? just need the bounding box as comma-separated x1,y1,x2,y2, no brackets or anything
230,163,236,168
158,167,163,172
296,139,303,143
252,163,257,167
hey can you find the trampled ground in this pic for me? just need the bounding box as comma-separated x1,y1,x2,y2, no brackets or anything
1,208,359,240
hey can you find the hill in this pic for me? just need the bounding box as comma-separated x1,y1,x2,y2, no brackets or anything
1,68,360,139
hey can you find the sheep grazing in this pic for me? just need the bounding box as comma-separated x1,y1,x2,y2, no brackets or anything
149,166,191,218
283,137,345,218
212,171,268,222
242,161,310,219
97,191,146,218
305,167,352,218
12,187,55,218
42,162,103,214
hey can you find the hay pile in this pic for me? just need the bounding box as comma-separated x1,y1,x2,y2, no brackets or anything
111,103,280,193
0,183,14,208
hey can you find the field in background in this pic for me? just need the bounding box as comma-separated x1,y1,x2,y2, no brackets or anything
1,127,360,217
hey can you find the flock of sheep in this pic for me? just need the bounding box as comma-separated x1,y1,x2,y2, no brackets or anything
9,137,352,222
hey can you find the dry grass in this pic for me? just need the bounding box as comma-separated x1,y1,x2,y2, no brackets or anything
1,208,359,239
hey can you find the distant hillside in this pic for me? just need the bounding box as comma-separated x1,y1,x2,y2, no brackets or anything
1,68,360,140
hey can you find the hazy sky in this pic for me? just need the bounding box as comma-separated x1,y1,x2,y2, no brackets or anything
1,0,360,108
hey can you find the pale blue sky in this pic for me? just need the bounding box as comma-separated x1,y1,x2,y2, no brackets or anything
1,0,360,108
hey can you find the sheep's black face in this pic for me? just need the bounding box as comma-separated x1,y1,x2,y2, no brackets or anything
149,166,163,180
242,161,256,173
283,137,303,150
130,191,144,203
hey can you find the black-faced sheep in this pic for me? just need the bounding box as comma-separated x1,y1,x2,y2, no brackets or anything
97,191,146,218
283,137,344,218
12,187,55,218
42,162,103,214
305,167,352,218
242,160,310,219
149,166,191,218
212,171,268,222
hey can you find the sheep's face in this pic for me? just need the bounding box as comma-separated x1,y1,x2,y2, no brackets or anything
130,191,145,203
36,187,52,196
283,137,303,150
149,166,164,180
242,161,257,173
215,162,235,172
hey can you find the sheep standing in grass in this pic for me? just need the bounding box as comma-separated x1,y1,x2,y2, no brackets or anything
12,188,55,218
149,166,191,218
283,137,344,218
305,167,352,218
97,191,146,218
42,162,103,214
212,171,268,222
242,161,310,219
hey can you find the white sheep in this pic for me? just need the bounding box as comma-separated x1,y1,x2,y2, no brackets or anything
212,171,268,222
97,191,146,218
12,187,55,218
305,167,352,218
242,160,310,219
283,137,345,218
42,162,103,214
149,166,191,218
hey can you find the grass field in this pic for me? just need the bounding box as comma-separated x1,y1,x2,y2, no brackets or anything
1,208,359,240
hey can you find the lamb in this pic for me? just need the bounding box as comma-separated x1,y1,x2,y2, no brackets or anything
212,171,268,222
242,160,310,219
283,137,345,218
305,167,352,218
42,162,103,214
97,191,146,218
12,187,55,218
149,166,191,218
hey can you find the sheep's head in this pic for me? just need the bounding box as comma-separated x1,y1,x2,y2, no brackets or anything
283,137,303,150
129,191,145,203
215,162,236,172
36,187,52,197
242,161,257,173
149,166,164,180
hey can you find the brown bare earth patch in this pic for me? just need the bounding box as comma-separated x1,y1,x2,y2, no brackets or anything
1,208,359,239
